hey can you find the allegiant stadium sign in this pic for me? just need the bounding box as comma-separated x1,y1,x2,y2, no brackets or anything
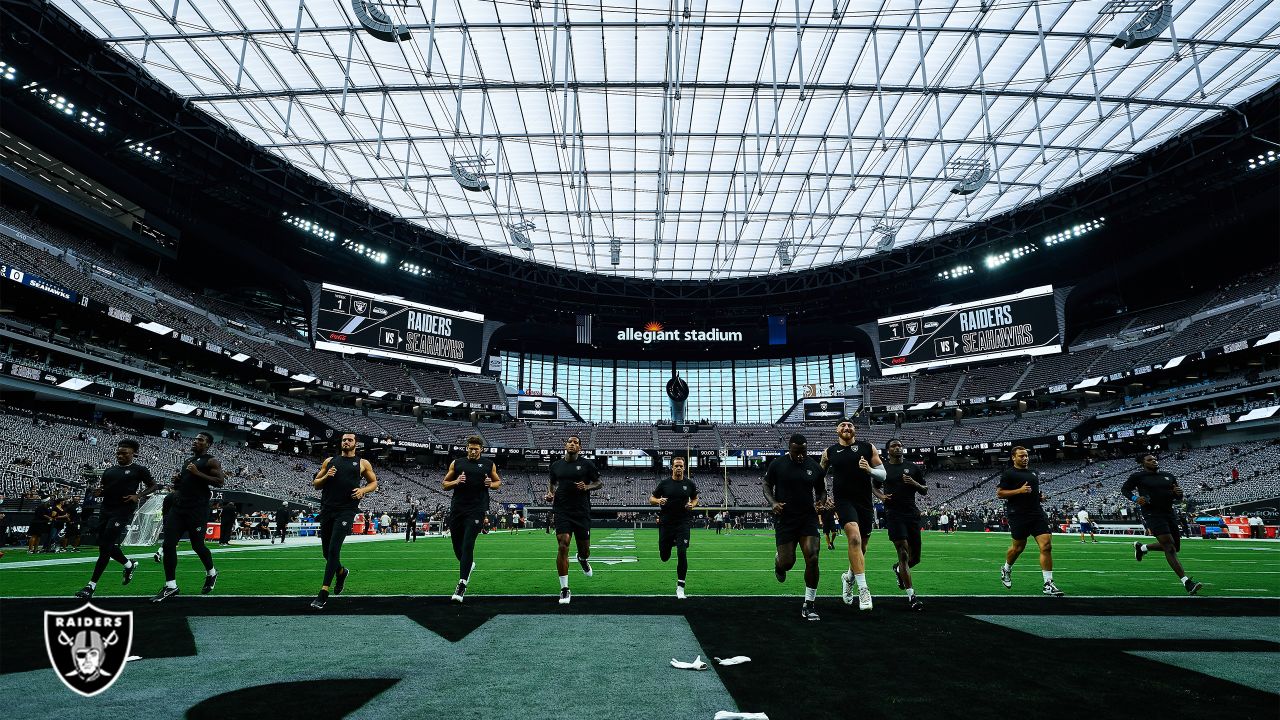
617,323,745,344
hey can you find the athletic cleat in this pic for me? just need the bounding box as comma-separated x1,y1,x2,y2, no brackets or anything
451,581,467,603
122,560,136,586
334,567,349,595
1183,578,1203,595
310,597,327,610
1000,565,1012,589
858,586,873,611
909,596,924,611
892,563,906,590
153,551,162,564
202,573,217,594
576,556,593,577
558,588,572,605
800,602,820,621
676,585,687,600
827,542,835,551
1043,581,1065,597
74,585,94,599
1134,541,1145,562
841,572,854,605
151,586,180,603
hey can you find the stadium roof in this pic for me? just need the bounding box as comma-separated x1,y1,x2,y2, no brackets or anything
51,0,1280,280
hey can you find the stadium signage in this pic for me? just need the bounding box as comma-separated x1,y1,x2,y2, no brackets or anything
877,285,1061,375
616,325,744,344
0,263,78,303
313,283,485,373
802,399,846,421
517,398,559,419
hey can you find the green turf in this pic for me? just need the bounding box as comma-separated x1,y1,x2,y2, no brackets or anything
2,529,1276,598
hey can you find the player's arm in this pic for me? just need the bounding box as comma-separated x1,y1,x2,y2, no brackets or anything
582,462,603,492
197,458,226,487
356,460,378,497
994,470,1028,498
763,465,783,513
485,464,502,490
687,483,699,509
866,445,887,482
913,469,928,496
124,468,158,503
1120,474,1144,505
442,460,463,490
544,468,556,502
312,457,334,488
819,448,830,471
649,484,666,506
812,463,831,508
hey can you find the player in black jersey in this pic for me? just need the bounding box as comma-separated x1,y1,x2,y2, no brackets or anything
996,447,1064,597
1124,454,1201,595
820,420,884,610
822,508,839,551
443,435,502,603
546,435,601,604
765,433,830,621
876,439,926,610
76,439,156,599
310,432,378,609
152,432,225,603
649,456,699,599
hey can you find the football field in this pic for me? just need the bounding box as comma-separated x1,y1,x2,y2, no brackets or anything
2,530,1276,719
2,528,1277,599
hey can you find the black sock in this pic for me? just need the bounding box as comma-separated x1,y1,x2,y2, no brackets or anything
317,589,330,600
677,580,686,586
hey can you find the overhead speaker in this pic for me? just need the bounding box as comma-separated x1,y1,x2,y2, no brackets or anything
950,161,992,196
1015,400,1027,417
893,412,904,429
1111,0,1173,49
352,0,411,43
450,157,490,192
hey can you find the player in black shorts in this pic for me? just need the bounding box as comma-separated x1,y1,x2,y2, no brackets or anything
822,508,839,551
443,435,502,603
152,432,225,603
153,489,178,563
876,439,926,611
312,434,378,605
545,434,601,605
76,439,156,599
649,456,699,599
1124,454,1201,595
309,432,377,609
820,420,884,610
996,447,1064,597
765,433,830,621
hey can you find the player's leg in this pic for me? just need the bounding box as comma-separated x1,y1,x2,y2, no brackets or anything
1033,532,1063,596
458,516,481,583
186,519,217,593
1153,532,1186,578
555,532,572,576
775,538,798,580
573,523,592,576
798,534,821,619
1001,531,1027,589
658,530,674,563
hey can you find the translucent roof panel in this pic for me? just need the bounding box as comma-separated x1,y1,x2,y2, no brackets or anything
55,0,1280,280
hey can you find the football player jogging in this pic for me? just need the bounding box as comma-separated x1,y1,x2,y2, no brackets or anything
76,439,156,599
442,436,502,603
820,420,884,610
876,439,926,611
997,447,1064,597
764,433,830,621
152,432,225,603
649,456,699,599
1124,454,1201,595
309,433,378,609
545,435,601,605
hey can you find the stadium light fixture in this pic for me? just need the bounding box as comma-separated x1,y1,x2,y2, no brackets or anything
948,158,993,196
0,61,16,81
609,238,621,266
281,211,337,242
508,220,536,251
341,238,388,264
1043,217,1105,247
937,264,974,280
128,140,162,163
22,81,107,133
984,243,1040,270
777,239,793,267
1248,150,1276,171
399,260,431,276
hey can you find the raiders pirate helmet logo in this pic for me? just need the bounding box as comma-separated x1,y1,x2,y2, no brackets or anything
44,603,133,697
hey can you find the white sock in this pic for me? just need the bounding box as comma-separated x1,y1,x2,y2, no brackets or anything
854,573,867,590
1139,544,1149,553
1042,570,1053,583
459,577,468,586
559,575,569,589
1002,563,1012,572
906,588,915,599
804,586,817,602
1180,575,1190,584
165,580,177,589
87,581,96,589
207,568,218,577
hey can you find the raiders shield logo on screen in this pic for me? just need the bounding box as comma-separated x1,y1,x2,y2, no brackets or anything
44,604,134,696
